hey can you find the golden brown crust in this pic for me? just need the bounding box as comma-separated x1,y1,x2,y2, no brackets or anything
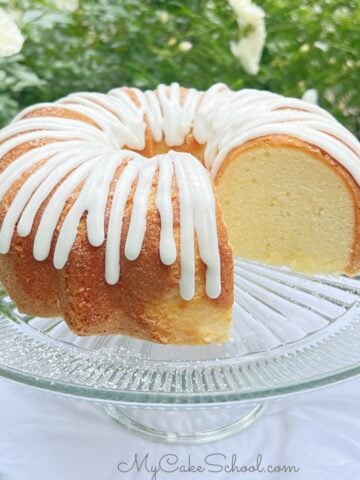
23,106,100,128
0,94,234,344
55,161,233,343
0,155,233,343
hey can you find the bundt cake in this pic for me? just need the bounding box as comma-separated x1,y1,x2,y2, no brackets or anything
0,83,359,344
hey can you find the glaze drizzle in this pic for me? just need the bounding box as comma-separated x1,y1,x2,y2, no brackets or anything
0,83,359,300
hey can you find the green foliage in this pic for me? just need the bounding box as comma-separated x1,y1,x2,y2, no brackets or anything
0,0,359,135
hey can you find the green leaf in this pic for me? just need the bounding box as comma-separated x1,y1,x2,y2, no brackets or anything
0,0,358,135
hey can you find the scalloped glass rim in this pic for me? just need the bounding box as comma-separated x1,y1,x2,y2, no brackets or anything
0,356,359,407
0,259,360,407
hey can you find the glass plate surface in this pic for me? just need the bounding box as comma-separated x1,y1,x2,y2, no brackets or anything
0,258,360,407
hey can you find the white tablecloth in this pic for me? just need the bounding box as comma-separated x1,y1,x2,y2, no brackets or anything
0,376,359,480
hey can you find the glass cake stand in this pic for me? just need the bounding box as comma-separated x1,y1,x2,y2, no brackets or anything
0,258,360,444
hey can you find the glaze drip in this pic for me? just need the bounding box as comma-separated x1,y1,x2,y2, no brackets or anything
0,83,360,301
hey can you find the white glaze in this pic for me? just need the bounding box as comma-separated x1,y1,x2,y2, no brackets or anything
176,152,221,299
172,154,195,300
106,151,220,300
155,155,176,266
124,158,158,261
105,156,143,285
0,83,360,301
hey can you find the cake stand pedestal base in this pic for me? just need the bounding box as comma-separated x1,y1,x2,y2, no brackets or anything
103,403,267,444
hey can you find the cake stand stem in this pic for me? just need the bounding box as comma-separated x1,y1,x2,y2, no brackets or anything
103,403,267,444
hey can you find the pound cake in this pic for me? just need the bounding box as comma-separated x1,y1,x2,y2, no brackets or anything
0,83,359,344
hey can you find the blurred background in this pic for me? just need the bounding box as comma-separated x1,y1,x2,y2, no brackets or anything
0,0,359,135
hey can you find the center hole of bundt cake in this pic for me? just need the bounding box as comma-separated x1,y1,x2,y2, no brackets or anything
138,139,205,164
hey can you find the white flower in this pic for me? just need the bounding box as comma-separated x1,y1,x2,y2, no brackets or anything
302,89,319,105
51,0,79,13
314,41,328,52
228,0,266,75
158,11,169,24
0,8,24,57
299,43,310,53
178,41,193,52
